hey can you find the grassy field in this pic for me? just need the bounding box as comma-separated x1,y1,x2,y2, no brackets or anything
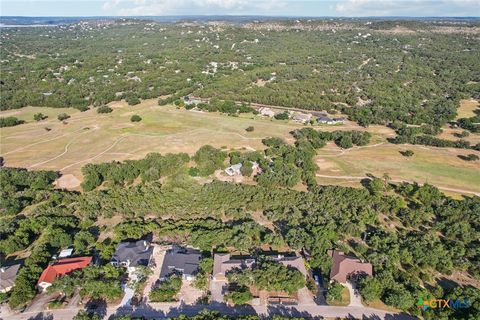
315,142,480,195
437,99,480,144
1,98,479,195
0,99,303,188
455,99,479,119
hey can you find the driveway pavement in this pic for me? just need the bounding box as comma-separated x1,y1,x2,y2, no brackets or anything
210,280,227,303
143,245,168,302
297,287,315,305
345,281,363,307
120,285,135,307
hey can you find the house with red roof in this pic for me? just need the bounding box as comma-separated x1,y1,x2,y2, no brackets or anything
37,257,92,292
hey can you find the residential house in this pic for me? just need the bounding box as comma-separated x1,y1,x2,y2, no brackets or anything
225,163,243,176
225,162,260,176
0,264,21,293
212,253,255,281
111,240,153,276
159,247,201,281
275,255,308,278
317,116,346,125
214,253,308,305
317,115,335,125
292,112,312,124
332,117,346,124
37,257,92,292
328,250,372,283
58,248,74,259
258,107,275,118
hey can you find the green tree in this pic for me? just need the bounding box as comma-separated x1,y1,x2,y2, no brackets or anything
326,281,344,303
97,106,113,114
149,276,182,302
57,113,70,121
130,115,142,122
34,113,47,121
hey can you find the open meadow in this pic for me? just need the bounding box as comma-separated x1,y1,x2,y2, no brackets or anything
1,98,479,195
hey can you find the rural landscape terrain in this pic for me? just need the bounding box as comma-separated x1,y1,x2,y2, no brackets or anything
0,16,479,320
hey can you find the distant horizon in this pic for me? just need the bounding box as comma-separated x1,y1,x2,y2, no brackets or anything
1,14,479,19
2,0,480,18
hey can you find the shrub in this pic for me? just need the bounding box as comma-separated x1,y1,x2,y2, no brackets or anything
57,113,70,121
149,276,182,302
34,113,47,121
327,281,344,303
225,286,253,305
130,115,142,122
274,111,289,120
458,154,479,161
97,106,113,114
400,150,414,157
0,117,24,127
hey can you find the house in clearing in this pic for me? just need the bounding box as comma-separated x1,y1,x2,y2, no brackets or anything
317,115,335,124
292,112,312,124
37,257,92,292
159,247,201,281
213,253,307,281
317,116,346,125
214,253,308,305
212,253,255,281
225,162,260,176
111,240,154,276
0,264,21,293
225,163,243,176
258,107,275,117
328,250,372,283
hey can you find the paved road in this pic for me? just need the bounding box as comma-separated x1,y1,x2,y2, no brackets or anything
2,301,416,320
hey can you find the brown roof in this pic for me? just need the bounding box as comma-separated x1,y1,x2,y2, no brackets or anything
278,256,308,278
329,250,372,283
213,253,255,278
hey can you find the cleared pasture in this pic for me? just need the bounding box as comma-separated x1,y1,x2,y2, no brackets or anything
1,99,479,195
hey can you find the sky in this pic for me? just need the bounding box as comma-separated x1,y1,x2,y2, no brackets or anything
0,0,479,17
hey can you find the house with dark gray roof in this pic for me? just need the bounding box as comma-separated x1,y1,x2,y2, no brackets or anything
159,247,201,281
111,240,153,274
0,264,21,293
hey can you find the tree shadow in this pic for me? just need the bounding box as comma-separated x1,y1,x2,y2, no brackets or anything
85,298,107,319
266,304,323,319
27,313,54,320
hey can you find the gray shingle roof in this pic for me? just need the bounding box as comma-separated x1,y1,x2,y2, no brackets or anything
112,240,153,267
160,248,201,279
0,264,21,291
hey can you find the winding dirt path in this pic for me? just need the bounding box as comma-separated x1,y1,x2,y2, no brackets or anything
28,127,98,168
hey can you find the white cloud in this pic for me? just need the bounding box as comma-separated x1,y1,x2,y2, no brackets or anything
102,0,286,16
103,0,120,11
335,0,480,16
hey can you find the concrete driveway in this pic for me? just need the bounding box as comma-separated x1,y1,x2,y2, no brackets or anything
24,293,57,313
210,280,227,303
143,245,168,302
345,281,363,307
297,287,315,305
